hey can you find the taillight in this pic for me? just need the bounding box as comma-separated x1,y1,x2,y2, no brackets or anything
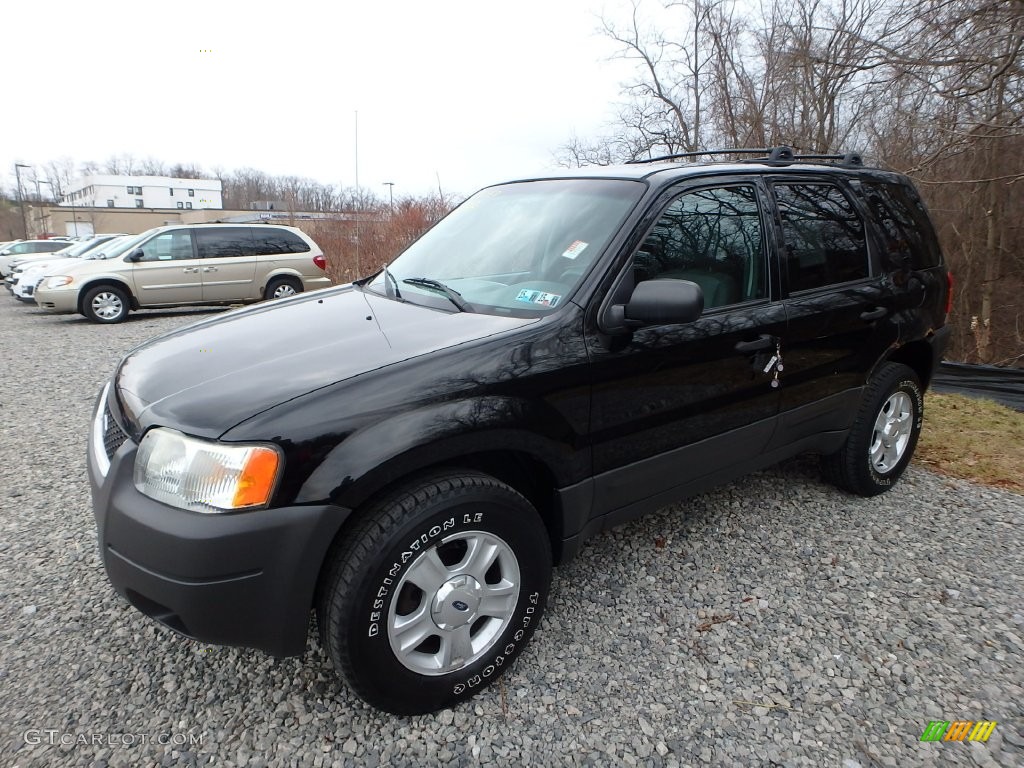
944,272,954,318
313,254,326,271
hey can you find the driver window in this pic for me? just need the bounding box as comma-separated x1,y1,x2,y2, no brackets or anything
138,230,193,262
635,185,767,310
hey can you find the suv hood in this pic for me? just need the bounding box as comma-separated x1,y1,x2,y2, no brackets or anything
115,286,535,439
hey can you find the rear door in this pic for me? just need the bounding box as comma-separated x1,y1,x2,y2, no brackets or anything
767,177,899,445
195,227,259,301
130,229,203,305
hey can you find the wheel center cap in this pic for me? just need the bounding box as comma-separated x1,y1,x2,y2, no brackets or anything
431,575,483,630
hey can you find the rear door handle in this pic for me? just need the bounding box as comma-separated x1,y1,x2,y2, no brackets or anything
203,266,218,272
182,267,200,273
860,306,887,321
734,334,775,353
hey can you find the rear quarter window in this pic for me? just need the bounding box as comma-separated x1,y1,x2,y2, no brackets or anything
250,227,310,255
861,181,942,269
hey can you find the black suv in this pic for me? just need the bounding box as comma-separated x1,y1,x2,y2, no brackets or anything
89,148,950,714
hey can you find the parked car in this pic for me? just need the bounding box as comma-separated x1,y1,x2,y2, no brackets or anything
5,237,127,297
0,240,74,277
12,235,147,298
5,236,128,294
35,224,329,322
6,234,126,273
88,147,951,714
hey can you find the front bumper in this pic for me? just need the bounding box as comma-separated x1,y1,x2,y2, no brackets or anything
34,284,79,313
88,389,352,656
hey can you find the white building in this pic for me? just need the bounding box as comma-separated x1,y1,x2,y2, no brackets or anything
60,175,223,210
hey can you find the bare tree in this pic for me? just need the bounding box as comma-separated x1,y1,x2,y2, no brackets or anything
561,0,1024,364
139,156,169,175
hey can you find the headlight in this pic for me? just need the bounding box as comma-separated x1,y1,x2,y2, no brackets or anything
45,276,73,288
134,428,282,513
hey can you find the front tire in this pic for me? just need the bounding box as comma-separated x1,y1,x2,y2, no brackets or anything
317,471,552,714
821,362,924,496
82,285,130,323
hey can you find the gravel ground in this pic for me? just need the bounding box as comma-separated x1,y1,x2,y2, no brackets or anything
0,296,1021,768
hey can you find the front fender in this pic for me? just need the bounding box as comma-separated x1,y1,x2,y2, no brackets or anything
292,395,587,508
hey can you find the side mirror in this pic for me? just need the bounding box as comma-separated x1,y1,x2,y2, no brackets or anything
606,279,704,332
127,249,144,262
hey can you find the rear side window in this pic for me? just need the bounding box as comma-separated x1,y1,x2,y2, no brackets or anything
774,183,868,293
249,227,310,255
196,227,258,258
860,181,942,269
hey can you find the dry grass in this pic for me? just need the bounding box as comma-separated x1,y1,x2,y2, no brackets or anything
306,196,454,284
917,392,1024,493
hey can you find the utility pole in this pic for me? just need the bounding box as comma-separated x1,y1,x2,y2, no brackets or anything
14,163,31,239
383,182,395,214
354,110,361,277
39,180,55,237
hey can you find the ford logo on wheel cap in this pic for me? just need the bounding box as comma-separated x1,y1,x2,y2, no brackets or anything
452,600,469,612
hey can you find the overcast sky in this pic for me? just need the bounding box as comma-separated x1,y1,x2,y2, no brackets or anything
3,0,638,201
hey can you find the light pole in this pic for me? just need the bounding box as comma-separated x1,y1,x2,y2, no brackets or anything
14,163,31,239
383,182,395,214
38,180,55,237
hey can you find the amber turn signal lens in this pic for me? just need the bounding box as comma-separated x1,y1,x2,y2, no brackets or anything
232,447,281,508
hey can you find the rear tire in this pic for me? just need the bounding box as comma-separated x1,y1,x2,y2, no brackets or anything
82,285,130,323
317,471,552,714
264,277,302,300
821,362,923,496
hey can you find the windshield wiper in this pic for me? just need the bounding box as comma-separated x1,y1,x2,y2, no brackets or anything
402,277,470,312
382,266,402,300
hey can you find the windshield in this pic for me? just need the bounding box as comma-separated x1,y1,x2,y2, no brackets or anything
63,237,116,258
86,230,154,260
365,179,645,315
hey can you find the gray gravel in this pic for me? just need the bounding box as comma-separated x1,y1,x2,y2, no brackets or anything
0,296,1021,768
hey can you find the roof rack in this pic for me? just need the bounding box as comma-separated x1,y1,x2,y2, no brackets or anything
627,145,865,168
626,148,770,164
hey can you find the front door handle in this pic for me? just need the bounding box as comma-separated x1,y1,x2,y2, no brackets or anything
734,334,775,353
860,306,888,321
182,267,200,273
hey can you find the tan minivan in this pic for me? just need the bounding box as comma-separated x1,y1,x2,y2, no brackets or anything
35,224,330,323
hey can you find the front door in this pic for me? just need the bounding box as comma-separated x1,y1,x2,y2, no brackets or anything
587,181,786,518
130,229,202,305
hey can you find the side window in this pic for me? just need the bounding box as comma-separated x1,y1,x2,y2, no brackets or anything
250,227,311,255
861,181,942,269
774,183,868,292
635,185,766,310
195,228,256,258
137,230,194,262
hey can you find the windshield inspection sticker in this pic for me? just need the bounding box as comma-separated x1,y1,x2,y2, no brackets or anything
516,289,561,308
561,240,589,259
